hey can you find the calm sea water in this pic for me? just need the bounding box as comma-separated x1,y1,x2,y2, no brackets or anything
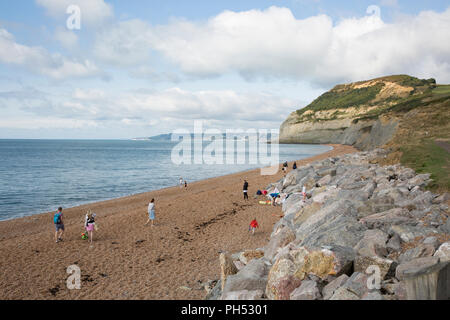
0,139,332,221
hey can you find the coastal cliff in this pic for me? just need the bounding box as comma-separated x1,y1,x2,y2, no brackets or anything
280,74,450,191
280,75,447,149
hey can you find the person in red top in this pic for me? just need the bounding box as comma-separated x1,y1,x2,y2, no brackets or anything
249,218,259,235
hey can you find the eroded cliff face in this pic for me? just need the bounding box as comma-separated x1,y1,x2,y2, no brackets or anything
280,113,399,150
279,75,436,150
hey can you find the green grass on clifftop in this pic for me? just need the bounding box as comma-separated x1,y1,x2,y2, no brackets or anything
400,141,450,192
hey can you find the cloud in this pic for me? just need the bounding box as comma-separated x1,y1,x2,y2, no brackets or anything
94,6,450,85
0,28,103,80
36,0,113,27
0,86,296,131
54,27,78,49
93,19,153,66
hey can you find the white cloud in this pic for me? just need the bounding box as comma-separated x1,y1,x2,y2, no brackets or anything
0,28,102,79
36,0,113,27
0,86,296,131
54,27,78,49
94,6,450,85
94,19,153,66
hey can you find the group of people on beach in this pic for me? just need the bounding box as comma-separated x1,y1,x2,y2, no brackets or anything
53,164,301,243
53,207,97,246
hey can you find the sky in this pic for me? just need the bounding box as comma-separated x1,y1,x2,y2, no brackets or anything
0,0,449,139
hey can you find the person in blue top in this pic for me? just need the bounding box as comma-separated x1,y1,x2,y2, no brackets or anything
54,207,64,243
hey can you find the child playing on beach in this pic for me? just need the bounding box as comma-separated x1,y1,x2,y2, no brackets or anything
84,210,96,246
243,180,249,200
249,218,259,235
145,198,156,227
302,186,307,201
184,180,188,189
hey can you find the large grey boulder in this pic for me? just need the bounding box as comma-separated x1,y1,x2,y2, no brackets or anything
289,280,321,300
264,226,296,262
354,255,397,280
434,242,450,263
398,244,435,264
389,225,439,243
353,229,389,257
360,208,415,232
395,256,450,300
222,259,269,297
322,274,349,300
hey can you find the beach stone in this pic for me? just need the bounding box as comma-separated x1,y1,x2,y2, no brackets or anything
395,256,440,281
360,208,414,231
398,244,435,264
294,246,355,281
407,174,431,188
329,287,359,300
386,234,402,253
220,253,238,291
354,255,397,280
293,202,322,226
440,218,450,234
266,258,301,300
300,214,367,249
353,229,389,257
394,281,407,300
266,274,302,300
289,280,321,300
265,226,296,262
311,187,339,204
317,174,332,187
342,272,369,298
221,289,264,300
395,257,450,299
239,250,264,265
322,274,349,300
432,193,450,204
434,242,450,263
222,259,269,297
389,225,438,243
422,236,440,249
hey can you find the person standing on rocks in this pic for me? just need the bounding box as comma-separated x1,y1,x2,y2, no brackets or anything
243,180,249,200
145,198,156,227
302,185,307,201
293,162,297,170
54,207,64,243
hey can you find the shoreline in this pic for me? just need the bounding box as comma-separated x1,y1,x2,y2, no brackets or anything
0,144,356,299
0,144,334,223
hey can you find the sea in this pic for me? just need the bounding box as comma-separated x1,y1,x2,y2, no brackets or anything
0,139,332,221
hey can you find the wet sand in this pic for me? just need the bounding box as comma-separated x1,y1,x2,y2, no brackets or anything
0,144,356,300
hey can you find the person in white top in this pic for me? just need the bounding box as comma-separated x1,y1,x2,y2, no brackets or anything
302,186,307,201
145,198,156,227
179,177,183,188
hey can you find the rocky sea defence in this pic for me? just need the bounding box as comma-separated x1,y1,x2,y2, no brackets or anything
207,149,450,300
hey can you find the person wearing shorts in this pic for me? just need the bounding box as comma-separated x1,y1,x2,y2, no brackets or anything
145,198,156,227
243,180,249,200
85,211,96,246
54,207,64,243
302,186,307,201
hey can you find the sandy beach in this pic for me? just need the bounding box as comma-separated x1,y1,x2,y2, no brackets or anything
0,144,356,300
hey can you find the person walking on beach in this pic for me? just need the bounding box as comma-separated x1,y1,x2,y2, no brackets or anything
84,211,96,246
145,198,156,227
184,180,188,189
179,177,183,189
54,207,64,243
293,162,297,170
249,218,259,235
243,180,249,200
